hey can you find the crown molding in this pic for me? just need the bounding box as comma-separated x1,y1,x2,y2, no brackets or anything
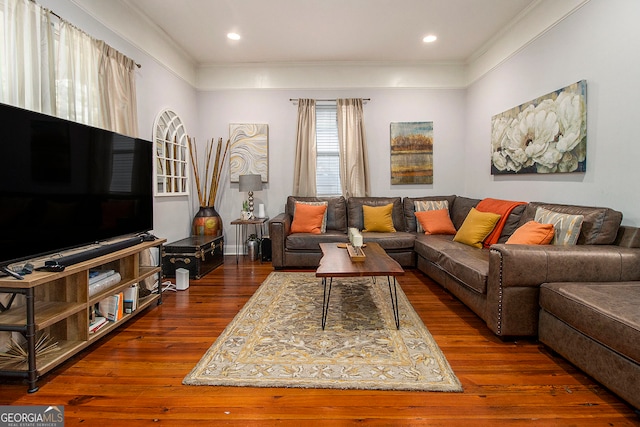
466,0,590,85
68,0,590,90
69,0,197,86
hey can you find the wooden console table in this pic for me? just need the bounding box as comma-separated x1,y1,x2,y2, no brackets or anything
0,239,165,392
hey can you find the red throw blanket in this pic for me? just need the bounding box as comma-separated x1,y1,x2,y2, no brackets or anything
475,198,526,248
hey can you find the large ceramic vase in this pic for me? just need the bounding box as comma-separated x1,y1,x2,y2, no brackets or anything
192,206,223,236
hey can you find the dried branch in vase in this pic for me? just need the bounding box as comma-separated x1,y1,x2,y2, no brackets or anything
187,137,230,208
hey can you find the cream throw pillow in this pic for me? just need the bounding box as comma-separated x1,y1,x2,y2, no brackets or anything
534,207,584,245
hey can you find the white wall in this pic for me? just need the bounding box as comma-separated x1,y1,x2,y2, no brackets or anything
197,88,466,253
465,0,640,226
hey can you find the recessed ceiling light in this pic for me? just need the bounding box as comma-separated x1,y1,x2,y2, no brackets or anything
227,32,241,41
423,35,437,43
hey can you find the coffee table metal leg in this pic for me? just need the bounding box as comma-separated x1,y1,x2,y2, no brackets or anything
387,276,400,329
321,277,333,330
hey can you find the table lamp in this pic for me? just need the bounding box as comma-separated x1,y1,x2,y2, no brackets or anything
239,174,262,217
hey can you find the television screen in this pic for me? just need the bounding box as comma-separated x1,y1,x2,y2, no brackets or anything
0,102,153,268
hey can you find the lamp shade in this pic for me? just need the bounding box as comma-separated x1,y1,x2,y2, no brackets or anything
239,174,262,192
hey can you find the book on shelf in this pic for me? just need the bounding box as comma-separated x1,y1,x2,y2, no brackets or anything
123,283,139,314
97,292,124,322
89,316,108,333
89,272,122,297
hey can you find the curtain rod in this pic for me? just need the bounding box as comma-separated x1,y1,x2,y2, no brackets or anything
42,4,142,68
289,98,370,102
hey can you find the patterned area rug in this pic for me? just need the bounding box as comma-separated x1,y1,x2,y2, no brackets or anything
183,272,462,392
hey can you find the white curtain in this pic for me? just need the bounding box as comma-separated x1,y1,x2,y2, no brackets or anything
98,41,139,136
337,98,370,197
56,20,102,128
0,0,55,113
293,98,317,196
0,0,139,136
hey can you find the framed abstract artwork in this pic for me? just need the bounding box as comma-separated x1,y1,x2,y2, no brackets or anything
229,123,269,183
491,80,587,175
390,122,433,185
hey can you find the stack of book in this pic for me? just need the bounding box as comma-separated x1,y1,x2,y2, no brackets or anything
89,316,108,334
88,269,122,297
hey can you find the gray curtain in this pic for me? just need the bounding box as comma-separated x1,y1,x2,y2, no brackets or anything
337,98,370,197
293,98,317,196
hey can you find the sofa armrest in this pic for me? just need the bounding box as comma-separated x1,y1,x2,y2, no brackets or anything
269,213,291,269
486,244,640,337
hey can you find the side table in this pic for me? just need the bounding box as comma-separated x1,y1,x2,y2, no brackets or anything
231,217,269,264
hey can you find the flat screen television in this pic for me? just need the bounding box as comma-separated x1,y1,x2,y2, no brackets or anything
0,102,153,275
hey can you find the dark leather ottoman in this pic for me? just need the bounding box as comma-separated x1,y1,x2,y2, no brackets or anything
539,282,640,410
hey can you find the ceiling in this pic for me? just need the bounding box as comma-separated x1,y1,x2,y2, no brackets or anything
122,0,537,66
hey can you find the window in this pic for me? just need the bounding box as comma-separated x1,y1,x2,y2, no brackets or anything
316,103,341,196
153,109,189,196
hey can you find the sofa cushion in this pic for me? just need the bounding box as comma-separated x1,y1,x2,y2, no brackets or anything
286,230,349,251
450,196,481,230
414,200,449,233
403,195,457,232
415,209,457,235
439,247,490,294
287,196,347,233
294,200,328,232
506,220,555,245
290,202,327,234
540,282,640,364
348,197,405,232
453,208,501,248
497,203,527,243
520,202,622,245
415,235,489,294
363,231,416,251
534,207,584,245
413,234,455,262
362,203,396,232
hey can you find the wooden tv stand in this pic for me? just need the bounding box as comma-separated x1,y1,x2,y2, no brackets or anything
0,239,165,392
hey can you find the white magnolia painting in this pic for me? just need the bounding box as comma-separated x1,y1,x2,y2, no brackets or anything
491,80,587,175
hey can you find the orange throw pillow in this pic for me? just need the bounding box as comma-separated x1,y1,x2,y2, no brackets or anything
506,221,555,245
415,209,456,235
290,202,327,234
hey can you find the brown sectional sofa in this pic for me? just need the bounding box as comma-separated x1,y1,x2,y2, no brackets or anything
269,194,640,409
416,198,640,338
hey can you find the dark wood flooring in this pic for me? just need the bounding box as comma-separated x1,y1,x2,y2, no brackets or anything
0,256,638,426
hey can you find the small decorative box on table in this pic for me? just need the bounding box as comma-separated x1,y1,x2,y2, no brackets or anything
162,235,223,279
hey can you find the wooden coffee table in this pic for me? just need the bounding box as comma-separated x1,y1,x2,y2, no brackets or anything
316,242,405,330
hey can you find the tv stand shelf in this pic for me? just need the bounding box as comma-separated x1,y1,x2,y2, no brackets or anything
0,239,165,392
